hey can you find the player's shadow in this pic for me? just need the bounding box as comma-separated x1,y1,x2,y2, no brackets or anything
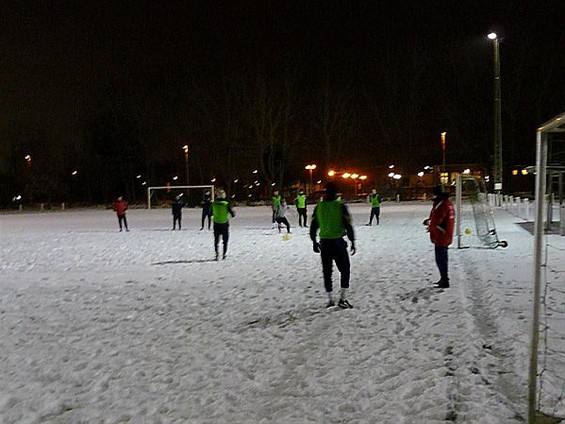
152,259,217,265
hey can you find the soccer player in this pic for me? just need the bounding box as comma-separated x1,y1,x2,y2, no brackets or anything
310,182,356,308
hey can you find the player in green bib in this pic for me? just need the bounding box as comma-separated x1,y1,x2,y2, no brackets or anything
271,190,281,227
212,190,236,260
367,189,381,225
295,189,308,227
310,182,356,309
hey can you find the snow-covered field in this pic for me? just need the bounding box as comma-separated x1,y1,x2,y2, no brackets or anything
1,202,563,423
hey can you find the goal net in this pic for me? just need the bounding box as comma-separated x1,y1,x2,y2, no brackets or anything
455,174,508,249
147,185,215,209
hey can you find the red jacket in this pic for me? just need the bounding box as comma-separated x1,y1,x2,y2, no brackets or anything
428,198,455,246
112,199,128,216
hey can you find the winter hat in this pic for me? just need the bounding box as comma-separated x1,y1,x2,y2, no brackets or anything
216,189,226,199
433,185,446,197
325,182,338,195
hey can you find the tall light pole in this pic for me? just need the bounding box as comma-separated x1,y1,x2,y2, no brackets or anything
305,164,316,194
441,131,447,176
488,32,503,192
24,154,32,204
182,145,189,186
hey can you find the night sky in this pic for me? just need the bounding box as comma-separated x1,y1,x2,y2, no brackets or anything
1,0,564,202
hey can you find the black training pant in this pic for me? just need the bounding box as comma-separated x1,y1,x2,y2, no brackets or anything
213,223,230,256
320,238,350,293
369,207,380,225
434,245,449,282
173,214,182,230
275,217,291,233
202,207,211,229
297,208,307,226
118,214,128,231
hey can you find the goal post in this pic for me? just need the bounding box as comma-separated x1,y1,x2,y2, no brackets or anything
147,185,215,209
528,112,565,424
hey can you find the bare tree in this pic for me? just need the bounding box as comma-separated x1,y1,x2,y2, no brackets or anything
316,70,356,173
246,68,300,190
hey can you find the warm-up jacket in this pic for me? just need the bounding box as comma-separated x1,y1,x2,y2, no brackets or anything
428,196,455,246
112,200,128,216
276,203,288,219
172,199,185,217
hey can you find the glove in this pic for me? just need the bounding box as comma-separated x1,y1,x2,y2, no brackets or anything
350,242,356,256
313,241,321,253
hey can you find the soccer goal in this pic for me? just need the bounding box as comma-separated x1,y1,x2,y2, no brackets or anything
147,185,215,209
455,173,508,249
528,112,565,424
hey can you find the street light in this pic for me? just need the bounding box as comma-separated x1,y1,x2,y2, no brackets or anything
182,145,189,185
488,32,503,192
305,164,317,194
24,155,32,204
359,175,367,193
351,174,359,195
441,131,447,173
440,131,448,184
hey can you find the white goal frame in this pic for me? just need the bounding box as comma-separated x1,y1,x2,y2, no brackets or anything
146,185,215,209
528,111,565,423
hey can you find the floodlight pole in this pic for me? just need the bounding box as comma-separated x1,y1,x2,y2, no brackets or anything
441,132,447,175
183,145,189,186
489,34,503,193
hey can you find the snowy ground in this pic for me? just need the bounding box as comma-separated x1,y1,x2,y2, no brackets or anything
1,202,563,423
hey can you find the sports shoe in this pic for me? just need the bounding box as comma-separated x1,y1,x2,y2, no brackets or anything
326,300,335,308
338,299,353,309
434,280,450,289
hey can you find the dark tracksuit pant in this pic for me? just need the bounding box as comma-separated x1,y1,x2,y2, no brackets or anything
297,208,307,226
202,206,211,229
275,217,291,233
214,223,230,257
320,238,350,293
434,245,449,282
118,214,128,231
173,213,182,230
369,207,380,225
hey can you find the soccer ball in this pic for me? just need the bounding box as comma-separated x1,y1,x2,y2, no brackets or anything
465,228,472,235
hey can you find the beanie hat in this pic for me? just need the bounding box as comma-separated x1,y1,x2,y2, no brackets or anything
325,182,338,196
433,185,448,197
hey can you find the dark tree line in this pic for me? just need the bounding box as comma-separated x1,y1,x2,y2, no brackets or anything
1,16,563,206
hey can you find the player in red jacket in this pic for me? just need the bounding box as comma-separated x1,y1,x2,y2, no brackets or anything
424,185,454,288
112,196,129,232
